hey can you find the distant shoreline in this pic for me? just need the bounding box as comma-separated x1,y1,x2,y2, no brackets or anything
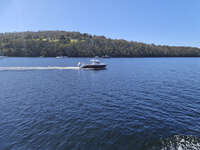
3,56,200,58
0,31,200,57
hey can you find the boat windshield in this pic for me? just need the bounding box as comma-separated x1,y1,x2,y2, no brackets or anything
90,59,100,64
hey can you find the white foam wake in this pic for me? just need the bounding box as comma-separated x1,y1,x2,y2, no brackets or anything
160,135,200,150
0,66,80,71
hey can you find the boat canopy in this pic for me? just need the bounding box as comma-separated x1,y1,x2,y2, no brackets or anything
90,59,100,63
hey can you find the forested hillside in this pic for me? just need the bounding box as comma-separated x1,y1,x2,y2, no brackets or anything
0,31,199,57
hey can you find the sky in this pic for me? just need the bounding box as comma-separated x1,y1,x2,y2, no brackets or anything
0,0,200,47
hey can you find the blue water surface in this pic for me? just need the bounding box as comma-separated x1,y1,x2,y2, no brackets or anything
0,57,200,150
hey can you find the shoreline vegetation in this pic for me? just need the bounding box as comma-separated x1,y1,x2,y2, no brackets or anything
0,31,200,57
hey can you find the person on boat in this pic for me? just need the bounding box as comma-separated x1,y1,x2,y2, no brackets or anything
77,62,81,67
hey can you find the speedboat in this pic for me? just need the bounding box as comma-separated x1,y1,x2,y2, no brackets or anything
78,58,107,69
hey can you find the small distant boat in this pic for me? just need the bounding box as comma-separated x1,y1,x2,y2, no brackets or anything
102,55,110,58
0,56,6,59
78,58,107,69
56,56,67,58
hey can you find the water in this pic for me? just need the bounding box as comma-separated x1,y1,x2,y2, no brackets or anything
0,57,200,150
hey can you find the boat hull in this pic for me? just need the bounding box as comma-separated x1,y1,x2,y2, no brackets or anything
81,64,106,69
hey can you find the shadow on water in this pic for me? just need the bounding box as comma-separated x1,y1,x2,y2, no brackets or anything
82,68,107,71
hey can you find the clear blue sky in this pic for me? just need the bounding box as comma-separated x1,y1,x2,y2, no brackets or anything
1,0,200,47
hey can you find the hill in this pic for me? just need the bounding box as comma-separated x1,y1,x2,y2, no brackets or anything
0,31,199,57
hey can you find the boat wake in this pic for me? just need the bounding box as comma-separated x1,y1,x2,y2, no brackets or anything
149,135,200,150
0,66,80,71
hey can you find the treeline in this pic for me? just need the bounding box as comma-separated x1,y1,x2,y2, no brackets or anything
0,31,199,57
